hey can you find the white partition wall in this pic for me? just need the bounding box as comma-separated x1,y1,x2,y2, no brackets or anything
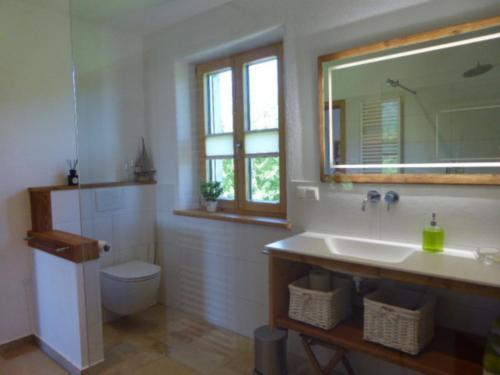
32,250,104,373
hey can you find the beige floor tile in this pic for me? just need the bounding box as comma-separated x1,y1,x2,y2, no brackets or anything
0,346,68,375
133,356,198,375
0,305,259,375
209,349,254,375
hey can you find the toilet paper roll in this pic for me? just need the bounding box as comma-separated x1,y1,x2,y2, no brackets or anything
309,268,331,292
98,240,111,253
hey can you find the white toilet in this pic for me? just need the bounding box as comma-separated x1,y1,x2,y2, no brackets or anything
100,260,161,315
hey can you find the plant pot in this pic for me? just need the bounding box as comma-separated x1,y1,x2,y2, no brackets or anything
206,201,218,213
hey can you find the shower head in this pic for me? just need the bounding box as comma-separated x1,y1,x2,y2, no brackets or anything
463,62,493,78
386,78,399,88
385,78,416,95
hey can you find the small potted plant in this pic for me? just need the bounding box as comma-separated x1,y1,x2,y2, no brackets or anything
200,181,223,212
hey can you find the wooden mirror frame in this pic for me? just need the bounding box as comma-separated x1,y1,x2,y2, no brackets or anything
318,16,500,185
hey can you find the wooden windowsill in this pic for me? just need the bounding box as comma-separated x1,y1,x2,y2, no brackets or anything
173,209,291,229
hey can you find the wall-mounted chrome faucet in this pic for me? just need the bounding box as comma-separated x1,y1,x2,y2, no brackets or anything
362,190,381,211
384,191,399,210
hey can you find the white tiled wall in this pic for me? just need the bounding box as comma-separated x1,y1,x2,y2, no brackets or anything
52,185,157,269
52,190,82,235
157,183,288,337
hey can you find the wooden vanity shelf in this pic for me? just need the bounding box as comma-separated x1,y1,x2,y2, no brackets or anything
277,315,484,375
268,252,488,375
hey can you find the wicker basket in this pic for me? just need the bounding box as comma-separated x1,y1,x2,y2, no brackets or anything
288,276,351,330
363,288,436,355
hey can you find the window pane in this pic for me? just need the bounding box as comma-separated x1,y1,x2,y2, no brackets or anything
246,58,279,131
206,134,234,157
247,157,280,202
207,69,233,134
207,158,235,200
245,129,279,155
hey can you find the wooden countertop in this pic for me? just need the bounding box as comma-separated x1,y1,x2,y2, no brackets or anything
27,230,99,263
28,180,156,193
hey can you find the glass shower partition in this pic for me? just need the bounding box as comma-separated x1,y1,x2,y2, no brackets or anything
69,2,159,373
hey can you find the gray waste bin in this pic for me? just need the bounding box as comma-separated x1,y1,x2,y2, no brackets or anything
253,325,288,375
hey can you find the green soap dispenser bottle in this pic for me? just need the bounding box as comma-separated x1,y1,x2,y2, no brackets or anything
423,213,444,253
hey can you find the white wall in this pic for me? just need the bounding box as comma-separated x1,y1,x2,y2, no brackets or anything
71,19,149,184
145,0,500,373
0,0,77,345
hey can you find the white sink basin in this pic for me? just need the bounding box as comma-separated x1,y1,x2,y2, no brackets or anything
266,232,500,289
325,236,418,264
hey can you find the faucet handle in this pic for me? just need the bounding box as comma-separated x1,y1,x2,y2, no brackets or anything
362,190,381,211
384,191,399,210
367,190,381,202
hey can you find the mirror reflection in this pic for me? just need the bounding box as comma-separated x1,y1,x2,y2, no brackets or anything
321,27,500,176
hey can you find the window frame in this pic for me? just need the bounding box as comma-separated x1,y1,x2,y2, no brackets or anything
196,43,286,217
324,100,346,173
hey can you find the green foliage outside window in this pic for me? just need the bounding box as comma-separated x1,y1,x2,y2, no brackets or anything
250,157,280,202
222,159,235,199
220,157,279,202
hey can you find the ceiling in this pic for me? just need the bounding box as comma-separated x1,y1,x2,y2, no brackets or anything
70,0,234,35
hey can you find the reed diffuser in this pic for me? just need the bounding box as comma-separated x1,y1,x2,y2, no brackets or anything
67,159,79,186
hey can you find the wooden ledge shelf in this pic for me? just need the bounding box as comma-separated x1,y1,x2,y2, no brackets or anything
276,315,484,375
28,180,156,193
27,230,99,263
27,182,137,262
173,209,291,229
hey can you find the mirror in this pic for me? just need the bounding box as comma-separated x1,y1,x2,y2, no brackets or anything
319,17,500,184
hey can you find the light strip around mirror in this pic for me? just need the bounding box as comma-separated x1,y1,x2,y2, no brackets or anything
329,31,500,71
334,162,500,169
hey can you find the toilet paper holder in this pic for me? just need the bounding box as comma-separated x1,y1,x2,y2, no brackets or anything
99,240,111,253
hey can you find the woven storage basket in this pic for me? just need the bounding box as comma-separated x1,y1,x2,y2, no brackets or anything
288,276,351,330
363,288,436,355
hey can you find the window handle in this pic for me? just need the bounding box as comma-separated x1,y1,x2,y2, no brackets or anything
235,142,242,155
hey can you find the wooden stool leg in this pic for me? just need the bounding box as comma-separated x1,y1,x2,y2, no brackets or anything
342,355,356,375
300,335,354,375
323,348,347,374
300,335,324,375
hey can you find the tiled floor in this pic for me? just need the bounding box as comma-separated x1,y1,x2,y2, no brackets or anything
0,305,310,375
0,340,67,375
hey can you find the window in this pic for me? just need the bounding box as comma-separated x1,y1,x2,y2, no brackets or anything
196,43,286,217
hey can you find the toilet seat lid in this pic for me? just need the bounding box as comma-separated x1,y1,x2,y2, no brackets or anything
101,261,161,282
